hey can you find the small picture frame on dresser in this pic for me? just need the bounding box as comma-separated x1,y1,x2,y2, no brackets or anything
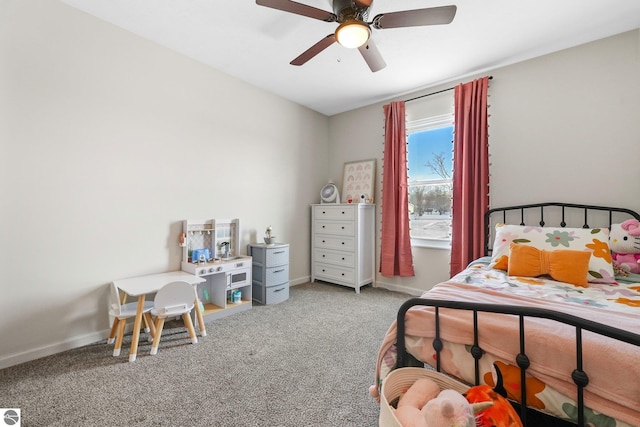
341,159,375,204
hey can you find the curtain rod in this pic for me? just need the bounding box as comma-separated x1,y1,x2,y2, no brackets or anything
405,76,493,103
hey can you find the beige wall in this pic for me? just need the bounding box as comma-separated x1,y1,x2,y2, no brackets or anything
328,29,640,295
0,0,328,368
1,0,638,368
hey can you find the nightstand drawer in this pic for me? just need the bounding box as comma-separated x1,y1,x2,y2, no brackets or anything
265,246,289,266
252,282,289,305
266,283,289,305
265,265,289,286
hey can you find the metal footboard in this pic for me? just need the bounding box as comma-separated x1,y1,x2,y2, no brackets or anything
395,298,640,427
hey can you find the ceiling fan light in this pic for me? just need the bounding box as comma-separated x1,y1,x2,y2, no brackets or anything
335,21,370,48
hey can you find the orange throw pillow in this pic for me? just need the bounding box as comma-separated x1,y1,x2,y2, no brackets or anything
508,243,591,287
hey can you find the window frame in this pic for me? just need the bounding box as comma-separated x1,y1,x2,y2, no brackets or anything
406,113,454,250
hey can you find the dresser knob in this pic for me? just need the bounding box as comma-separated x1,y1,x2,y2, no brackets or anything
341,242,345,245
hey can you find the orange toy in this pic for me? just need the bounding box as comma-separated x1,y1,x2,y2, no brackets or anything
465,364,523,427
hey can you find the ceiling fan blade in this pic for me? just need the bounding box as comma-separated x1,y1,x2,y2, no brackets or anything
256,0,337,22
371,5,457,29
358,38,386,72
290,34,337,66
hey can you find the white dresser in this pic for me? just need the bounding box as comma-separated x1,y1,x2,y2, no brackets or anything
248,243,290,305
311,203,375,293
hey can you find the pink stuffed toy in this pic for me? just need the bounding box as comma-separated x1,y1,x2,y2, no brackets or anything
395,378,491,427
609,219,640,274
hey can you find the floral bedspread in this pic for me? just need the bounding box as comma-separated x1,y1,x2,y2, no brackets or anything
459,259,640,315
372,260,640,427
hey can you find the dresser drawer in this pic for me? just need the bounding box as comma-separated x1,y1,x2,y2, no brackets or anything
265,246,289,266
265,265,289,286
253,282,289,305
314,248,354,268
249,244,289,267
266,283,289,305
314,205,355,221
315,220,354,236
314,263,355,283
314,235,355,251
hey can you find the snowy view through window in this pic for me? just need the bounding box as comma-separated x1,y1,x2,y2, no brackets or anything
407,125,453,243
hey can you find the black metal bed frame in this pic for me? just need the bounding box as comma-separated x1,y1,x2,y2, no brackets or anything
394,202,640,427
484,202,640,256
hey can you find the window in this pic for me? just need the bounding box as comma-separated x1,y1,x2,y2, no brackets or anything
407,114,453,249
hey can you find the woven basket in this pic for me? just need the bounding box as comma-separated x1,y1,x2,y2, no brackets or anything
379,367,470,427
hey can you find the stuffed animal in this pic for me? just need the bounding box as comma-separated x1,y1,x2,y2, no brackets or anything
395,378,441,427
609,219,640,274
395,377,491,427
465,364,523,427
422,389,489,427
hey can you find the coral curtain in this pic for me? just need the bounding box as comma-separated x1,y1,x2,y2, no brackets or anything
450,77,490,277
380,101,415,277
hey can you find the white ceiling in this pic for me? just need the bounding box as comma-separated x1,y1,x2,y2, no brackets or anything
60,0,640,116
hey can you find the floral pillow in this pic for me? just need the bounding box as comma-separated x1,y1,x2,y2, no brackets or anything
489,224,616,284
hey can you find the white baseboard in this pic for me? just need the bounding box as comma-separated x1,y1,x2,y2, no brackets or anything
0,330,109,370
0,276,419,370
290,275,310,286
373,280,424,296
294,275,423,297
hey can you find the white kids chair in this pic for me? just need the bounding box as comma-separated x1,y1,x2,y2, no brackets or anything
108,282,155,357
150,281,198,355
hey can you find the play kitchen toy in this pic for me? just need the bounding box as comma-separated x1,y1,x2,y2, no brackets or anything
180,218,252,320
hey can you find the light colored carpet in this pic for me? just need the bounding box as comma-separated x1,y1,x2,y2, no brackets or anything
0,281,410,426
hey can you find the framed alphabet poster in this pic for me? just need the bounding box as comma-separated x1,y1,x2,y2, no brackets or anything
341,159,376,203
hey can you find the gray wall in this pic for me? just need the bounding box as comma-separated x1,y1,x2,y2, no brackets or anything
1,0,638,368
0,0,328,368
328,30,640,294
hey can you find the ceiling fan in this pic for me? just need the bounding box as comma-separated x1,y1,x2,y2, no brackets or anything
255,0,457,72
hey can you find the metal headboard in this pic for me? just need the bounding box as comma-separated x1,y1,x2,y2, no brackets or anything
484,202,640,256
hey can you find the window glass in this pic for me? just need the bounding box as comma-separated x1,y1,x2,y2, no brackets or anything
407,115,453,248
